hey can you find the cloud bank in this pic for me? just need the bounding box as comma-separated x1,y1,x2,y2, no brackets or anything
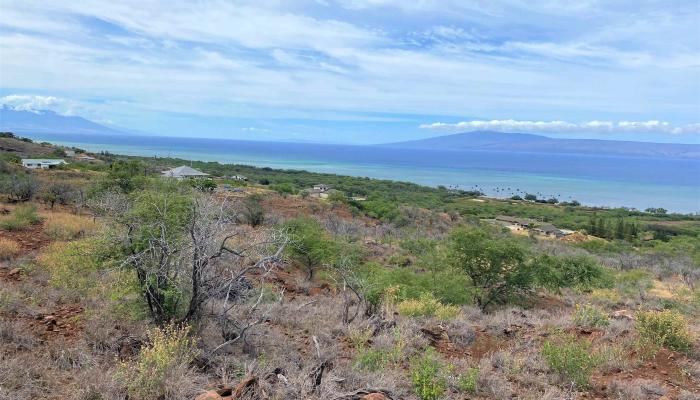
420,120,700,135
0,1,698,142
0,95,64,113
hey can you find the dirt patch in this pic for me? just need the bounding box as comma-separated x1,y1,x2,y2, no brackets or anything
591,348,700,398
0,221,50,252
560,232,595,243
429,327,506,360
262,267,337,298
31,304,85,341
263,195,374,225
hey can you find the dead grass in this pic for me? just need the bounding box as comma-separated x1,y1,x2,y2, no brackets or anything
607,378,668,399
0,237,21,260
43,212,100,241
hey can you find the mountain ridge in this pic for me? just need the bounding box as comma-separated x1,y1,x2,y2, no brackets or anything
382,131,700,159
0,107,126,136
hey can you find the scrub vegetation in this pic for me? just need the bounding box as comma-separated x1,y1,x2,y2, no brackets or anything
1,134,699,399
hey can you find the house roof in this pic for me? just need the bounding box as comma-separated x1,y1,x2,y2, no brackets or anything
535,224,562,234
22,159,66,164
161,165,209,177
495,215,532,225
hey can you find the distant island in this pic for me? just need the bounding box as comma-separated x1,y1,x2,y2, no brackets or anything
0,107,127,136
383,130,700,159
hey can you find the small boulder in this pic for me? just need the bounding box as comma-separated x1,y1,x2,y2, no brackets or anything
8,268,20,277
612,310,634,320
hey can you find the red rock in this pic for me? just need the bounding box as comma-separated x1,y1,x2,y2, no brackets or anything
195,391,223,400
612,310,634,320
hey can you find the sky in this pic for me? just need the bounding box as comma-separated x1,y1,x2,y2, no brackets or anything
0,0,699,144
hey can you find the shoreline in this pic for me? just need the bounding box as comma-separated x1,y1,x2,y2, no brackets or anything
18,132,700,214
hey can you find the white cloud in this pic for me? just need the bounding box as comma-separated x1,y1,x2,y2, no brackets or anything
420,120,700,135
0,1,698,139
0,95,64,113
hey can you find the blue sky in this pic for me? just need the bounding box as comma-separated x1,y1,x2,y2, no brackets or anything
0,0,699,144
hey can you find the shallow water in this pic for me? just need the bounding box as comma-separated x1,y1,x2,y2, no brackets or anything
23,133,700,213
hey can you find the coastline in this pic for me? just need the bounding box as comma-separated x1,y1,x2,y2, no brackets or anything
21,133,700,214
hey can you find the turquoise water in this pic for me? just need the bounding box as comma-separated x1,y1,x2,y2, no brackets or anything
23,133,700,213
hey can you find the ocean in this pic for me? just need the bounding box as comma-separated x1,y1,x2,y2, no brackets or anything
22,133,700,213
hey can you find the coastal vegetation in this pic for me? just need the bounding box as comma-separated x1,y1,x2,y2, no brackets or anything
1,133,699,399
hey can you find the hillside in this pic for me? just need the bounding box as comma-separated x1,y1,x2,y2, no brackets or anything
1,135,699,400
384,131,700,159
0,107,125,136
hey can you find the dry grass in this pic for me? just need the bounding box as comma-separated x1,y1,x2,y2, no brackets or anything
0,237,21,260
0,204,42,231
43,213,100,241
607,379,667,399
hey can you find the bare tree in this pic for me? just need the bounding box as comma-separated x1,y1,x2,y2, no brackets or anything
96,190,288,352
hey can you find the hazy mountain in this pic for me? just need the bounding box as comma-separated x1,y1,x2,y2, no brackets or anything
0,107,126,136
383,131,700,159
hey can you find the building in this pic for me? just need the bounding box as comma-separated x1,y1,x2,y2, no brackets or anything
21,159,67,169
64,149,76,157
308,184,332,198
495,215,532,230
161,165,209,179
75,154,97,162
533,224,565,238
229,175,248,181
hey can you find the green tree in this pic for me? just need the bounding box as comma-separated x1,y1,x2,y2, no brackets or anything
120,190,194,323
2,174,39,202
41,182,76,209
96,160,149,193
447,227,533,310
532,254,610,292
188,178,216,192
239,194,265,227
283,217,337,280
326,190,348,205
615,219,625,240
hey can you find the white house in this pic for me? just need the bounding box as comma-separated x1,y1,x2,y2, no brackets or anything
75,154,97,162
313,184,330,192
161,165,209,179
21,159,67,169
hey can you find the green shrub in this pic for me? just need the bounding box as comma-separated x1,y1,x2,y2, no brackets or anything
354,348,388,371
534,254,613,292
120,324,197,400
270,182,298,196
456,367,479,393
410,349,447,400
283,217,338,280
541,335,601,389
358,262,473,307
396,293,460,320
350,327,406,371
615,269,654,297
0,205,42,231
573,303,610,328
636,310,693,355
448,227,534,310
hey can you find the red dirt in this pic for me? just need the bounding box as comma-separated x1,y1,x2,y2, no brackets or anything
590,348,700,398
0,221,50,252
263,195,375,225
